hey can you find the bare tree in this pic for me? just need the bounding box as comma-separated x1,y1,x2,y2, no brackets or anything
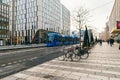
72,7,90,47
72,7,89,29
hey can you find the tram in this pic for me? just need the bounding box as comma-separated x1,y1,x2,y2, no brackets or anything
62,35,70,45
46,32,62,47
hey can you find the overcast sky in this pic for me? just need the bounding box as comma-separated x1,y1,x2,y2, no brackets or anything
61,0,115,33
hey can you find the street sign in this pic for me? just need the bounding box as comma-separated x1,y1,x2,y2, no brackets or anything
117,21,120,29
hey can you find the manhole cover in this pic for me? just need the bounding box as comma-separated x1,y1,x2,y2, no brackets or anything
43,75,54,78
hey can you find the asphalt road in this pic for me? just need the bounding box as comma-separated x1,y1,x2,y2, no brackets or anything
0,46,63,78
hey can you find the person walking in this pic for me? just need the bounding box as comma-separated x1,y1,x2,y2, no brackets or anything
99,40,102,46
109,38,114,46
119,43,120,50
107,39,109,45
118,40,120,50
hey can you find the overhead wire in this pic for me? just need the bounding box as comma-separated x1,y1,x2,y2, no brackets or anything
88,0,114,12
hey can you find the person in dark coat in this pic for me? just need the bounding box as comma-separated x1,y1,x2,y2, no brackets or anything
109,38,114,46
99,39,102,46
107,39,109,45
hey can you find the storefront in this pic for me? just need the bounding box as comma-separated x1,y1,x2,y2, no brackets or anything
111,27,120,42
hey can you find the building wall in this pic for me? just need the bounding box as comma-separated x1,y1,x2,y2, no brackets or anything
107,0,120,37
41,0,61,32
37,0,42,30
14,0,38,44
101,25,110,41
0,2,9,45
61,4,70,35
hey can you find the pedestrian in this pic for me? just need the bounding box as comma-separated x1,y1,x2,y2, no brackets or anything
119,43,120,50
109,38,114,46
99,39,102,46
107,39,109,45
118,40,120,50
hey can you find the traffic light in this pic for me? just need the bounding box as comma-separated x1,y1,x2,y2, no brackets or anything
117,21,120,29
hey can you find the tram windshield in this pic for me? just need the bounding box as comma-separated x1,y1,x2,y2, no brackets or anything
48,36,54,41
47,33,55,43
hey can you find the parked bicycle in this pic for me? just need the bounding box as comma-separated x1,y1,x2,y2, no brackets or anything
58,45,89,62
73,46,89,61
58,46,74,61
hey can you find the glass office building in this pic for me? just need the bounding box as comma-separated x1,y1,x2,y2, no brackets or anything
3,0,39,44
42,0,61,32
2,0,70,44
61,4,70,35
14,0,38,44
0,2,9,45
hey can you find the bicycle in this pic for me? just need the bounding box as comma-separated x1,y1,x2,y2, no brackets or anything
58,46,89,62
58,46,68,61
58,46,74,61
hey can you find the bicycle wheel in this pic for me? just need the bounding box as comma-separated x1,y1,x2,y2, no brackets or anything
81,50,89,59
72,50,81,62
57,52,65,61
58,49,68,61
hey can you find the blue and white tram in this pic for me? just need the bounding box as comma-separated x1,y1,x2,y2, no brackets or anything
46,32,62,47
62,35,70,45
73,36,79,44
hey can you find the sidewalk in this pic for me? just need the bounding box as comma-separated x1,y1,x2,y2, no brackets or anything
1,42,120,80
0,44,46,51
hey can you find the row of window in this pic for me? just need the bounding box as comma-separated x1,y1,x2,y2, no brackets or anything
0,18,9,22
2,1,12,7
15,21,37,31
15,12,37,20
42,0,60,7
0,9,9,13
2,0,12,3
15,16,37,25
0,4,9,10
14,8,38,18
15,29,36,37
0,13,9,18
15,0,36,6
15,5,37,13
0,11,9,15
0,26,8,30
0,34,9,38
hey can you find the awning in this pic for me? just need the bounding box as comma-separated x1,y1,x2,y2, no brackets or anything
111,27,120,34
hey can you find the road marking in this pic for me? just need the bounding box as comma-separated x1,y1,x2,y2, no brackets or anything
23,59,26,61
13,61,17,64
0,70,2,72
30,57,38,60
1,64,6,67
18,60,22,62
8,63,12,65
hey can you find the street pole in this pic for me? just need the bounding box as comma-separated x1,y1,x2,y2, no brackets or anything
11,0,15,45
78,15,81,49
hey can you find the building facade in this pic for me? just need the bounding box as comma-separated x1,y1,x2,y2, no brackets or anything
2,0,70,44
0,2,9,45
61,4,70,35
107,0,120,40
104,26,110,41
42,0,61,32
